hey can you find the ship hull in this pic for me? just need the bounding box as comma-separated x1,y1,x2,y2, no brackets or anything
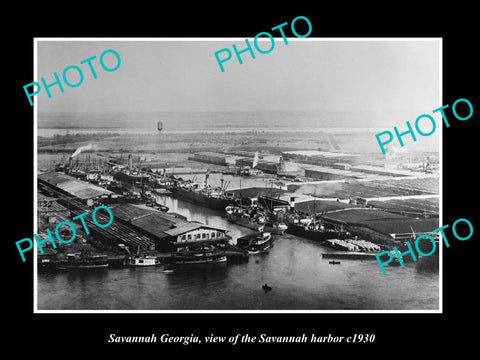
285,223,341,242
56,254,110,270
113,172,145,183
227,213,286,235
171,254,227,265
126,256,161,266
56,262,109,270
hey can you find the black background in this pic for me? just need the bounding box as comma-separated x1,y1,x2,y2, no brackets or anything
6,4,478,356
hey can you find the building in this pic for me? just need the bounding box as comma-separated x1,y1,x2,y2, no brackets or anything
303,165,361,181
190,152,241,166
293,199,358,215
277,157,301,176
39,171,113,203
165,222,231,253
282,150,359,167
235,158,279,174
108,203,230,252
228,187,288,206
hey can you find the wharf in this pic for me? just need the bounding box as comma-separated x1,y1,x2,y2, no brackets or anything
321,252,378,260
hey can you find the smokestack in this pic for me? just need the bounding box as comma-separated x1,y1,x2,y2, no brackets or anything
128,154,133,170
205,168,210,186
66,156,73,173
290,196,296,211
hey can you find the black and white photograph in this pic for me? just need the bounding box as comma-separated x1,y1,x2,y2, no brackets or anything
6,7,478,356
34,39,441,311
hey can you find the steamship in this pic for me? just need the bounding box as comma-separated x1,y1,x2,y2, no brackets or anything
225,205,288,235
170,185,235,211
56,253,109,270
168,171,237,211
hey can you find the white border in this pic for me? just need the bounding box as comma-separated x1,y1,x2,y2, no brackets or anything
33,37,443,314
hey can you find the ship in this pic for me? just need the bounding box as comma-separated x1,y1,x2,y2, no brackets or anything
225,205,287,235
285,215,346,242
236,232,274,254
126,246,162,266
169,181,237,211
56,253,109,270
278,196,348,243
126,255,161,266
144,191,169,212
171,245,227,265
113,170,146,183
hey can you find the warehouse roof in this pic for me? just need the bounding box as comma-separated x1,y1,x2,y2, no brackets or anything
294,200,359,214
38,172,112,199
108,203,227,240
321,208,439,236
165,222,225,237
283,150,359,157
108,203,184,240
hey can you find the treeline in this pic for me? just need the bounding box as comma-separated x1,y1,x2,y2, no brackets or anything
38,132,121,146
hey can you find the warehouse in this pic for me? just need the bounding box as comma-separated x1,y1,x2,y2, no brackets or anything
349,165,411,177
37,177,158,252
236,158,279,174
191,152,241,166
107,203,230,252
39,171,113,201
303,165,361,181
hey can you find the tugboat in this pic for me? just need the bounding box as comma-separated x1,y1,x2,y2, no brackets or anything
168,171,237,211
126,247,161,266
236,230,273,254
126,255,161,266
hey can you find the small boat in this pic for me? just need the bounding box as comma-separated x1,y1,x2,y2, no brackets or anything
153,203,169,212
126,255,161,266
56,253,109,270
236,232,273,254
126,246,162,266
329,260,341,265
262,283,272,291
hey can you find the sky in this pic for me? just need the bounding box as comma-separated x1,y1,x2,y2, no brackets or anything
36,39,440,121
